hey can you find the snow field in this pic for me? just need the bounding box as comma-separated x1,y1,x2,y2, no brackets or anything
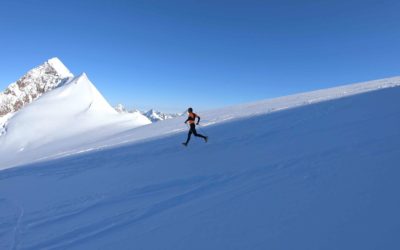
0,86,399,249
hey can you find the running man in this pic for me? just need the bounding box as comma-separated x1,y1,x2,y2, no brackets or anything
182,107,208,146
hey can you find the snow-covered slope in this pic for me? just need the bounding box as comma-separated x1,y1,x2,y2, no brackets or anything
0,73,151,168
0,82,399,249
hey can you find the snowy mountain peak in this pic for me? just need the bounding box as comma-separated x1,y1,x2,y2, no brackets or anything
75,72,89,84
0,58,73,118
0,70,151,161
71,72,119,115
115,104,127,113
143,109,181,122
0,59,152,160
47,57,73,78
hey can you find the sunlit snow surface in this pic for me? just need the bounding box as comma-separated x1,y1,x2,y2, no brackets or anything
0,78,400,249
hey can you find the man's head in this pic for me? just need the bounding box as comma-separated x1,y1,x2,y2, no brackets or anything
188,107,193,113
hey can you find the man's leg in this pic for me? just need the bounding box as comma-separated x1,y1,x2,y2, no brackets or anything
185,130,193,145
192,126,207,141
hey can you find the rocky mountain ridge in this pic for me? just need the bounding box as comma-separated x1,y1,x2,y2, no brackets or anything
0,58,73,117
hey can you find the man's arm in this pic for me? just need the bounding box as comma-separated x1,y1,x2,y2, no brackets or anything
184,117,189,124
196,116,201,125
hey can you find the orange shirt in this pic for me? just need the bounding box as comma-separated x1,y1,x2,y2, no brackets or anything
188,112,197,124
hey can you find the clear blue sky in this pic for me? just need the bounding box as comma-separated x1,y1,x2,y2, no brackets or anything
1,0,400,112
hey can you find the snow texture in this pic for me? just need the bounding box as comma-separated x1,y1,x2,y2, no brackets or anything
0,77,400,249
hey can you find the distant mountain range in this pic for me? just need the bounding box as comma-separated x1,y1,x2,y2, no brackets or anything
114,104,182,122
